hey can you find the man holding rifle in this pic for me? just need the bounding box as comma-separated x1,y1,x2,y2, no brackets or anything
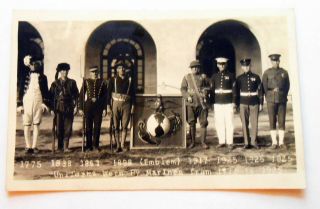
79,66,108,152
180,60,210,149
107,61,135,153
49,63,79,153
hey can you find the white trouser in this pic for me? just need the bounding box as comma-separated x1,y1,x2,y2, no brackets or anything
214,103,234,145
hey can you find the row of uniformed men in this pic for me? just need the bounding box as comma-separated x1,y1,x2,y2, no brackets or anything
17,55,135,154
181,54,290,150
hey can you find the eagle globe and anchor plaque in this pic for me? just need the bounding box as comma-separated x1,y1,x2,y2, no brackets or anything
131,94,186,149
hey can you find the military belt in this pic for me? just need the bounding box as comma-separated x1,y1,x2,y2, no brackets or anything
215,89,232,94
112,93,131,102
240,91,258,96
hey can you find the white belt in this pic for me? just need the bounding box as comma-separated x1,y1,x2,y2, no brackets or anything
240,92,258,96
215,89,232,94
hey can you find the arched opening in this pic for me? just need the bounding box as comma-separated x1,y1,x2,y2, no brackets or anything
196,20,262,77
85,21,157,94
17,22,44,79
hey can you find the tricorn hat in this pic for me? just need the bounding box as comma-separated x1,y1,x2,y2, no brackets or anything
268,54,281,61
240,58,251,66
56,63,70,72
189,60,201,68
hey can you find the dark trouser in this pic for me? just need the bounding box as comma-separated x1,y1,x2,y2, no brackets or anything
112,100,131,131
267,102,287,130
85,102,103,149
239,104,259,145
56,112,74,150
186,105,208,127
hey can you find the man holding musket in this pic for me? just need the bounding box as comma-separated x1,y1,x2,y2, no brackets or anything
180,60,210,149
236,58,263,149
49,63,79,153
107,61,135,153
79,66,108,152
262,54,290,149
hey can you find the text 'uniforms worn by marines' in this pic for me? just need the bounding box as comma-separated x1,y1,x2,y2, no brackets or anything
79,67,108,151
210,57,237,147
236,59,263,149
262,54,290,148
50,63,79,152
181,60,210,149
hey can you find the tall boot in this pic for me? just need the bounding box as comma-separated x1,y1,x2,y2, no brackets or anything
200,127,209,149
121,129,128,152
32,125,40,153
188,125,196,149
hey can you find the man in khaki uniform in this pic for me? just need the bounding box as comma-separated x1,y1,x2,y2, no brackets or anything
262,54,290,149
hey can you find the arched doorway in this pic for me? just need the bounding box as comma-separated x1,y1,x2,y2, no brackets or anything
85,21,157,94
17,22,44,79
196,20,262,78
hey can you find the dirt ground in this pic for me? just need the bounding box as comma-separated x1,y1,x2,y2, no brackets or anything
13,103,297,180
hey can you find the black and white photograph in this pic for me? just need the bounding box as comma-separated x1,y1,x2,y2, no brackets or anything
6,10,305,191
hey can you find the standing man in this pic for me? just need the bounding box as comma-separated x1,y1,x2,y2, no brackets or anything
79,66,108,152
262,54,290,149
181,60,210,149
107,61,136,153
16,55,50,154
210,57,237,149
236,59,263,149
49,63,79,153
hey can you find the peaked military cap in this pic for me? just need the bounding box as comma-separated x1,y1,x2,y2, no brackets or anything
268,54,281,61
240,58,251,66
56,63,70,72
189,60,201,68
215,57,229,63
89,66,99,72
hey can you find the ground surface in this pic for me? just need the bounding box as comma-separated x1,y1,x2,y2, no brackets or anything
13,104,296,180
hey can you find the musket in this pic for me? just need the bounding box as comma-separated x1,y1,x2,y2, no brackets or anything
109,111,114,152
80,56,86,152
52,114,56,153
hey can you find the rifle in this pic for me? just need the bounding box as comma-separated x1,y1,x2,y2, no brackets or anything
81,78,86,152
109,111,114,152
190,73,207,110
52,114,56,153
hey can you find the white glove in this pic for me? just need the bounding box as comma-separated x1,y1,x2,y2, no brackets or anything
79,110,84,116
41,104,49,113
17,106,24,114
23,55,32,66
50,110,55,116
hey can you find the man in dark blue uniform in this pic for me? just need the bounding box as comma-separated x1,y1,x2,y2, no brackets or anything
79,66,108,151
107,61,135,153
210,57,237,149
236,59,263,149
50,63,79,152
262,54,290,149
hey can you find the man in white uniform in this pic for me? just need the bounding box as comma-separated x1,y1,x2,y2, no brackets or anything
17,55,50,154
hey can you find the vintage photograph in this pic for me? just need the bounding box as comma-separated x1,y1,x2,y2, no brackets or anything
6,10,305,190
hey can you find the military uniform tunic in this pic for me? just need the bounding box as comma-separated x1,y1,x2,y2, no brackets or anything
210,70,237,145
50,78,79,150
180,73,210,127
79,78,108,150
262,67,290,130
236,71,263,145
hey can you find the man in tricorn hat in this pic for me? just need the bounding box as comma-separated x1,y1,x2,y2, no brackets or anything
17,55,50,154
210,57,237,150
107,60,136,153
79,66,108,151
236,58,263,149
181,60,210,149
262,54,290,149
49,63,79,152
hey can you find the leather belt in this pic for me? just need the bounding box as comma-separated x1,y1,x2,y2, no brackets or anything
112,93,131,102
